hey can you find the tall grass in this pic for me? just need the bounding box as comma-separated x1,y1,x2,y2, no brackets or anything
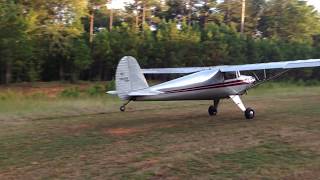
248,82,320,96
0,82,319,121
0,83,120,121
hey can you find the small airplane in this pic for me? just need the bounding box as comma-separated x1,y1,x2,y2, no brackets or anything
107,56,320,119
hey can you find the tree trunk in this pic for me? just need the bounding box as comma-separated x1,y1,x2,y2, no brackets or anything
89,13,94,43
240,0,246,34
142,1,146,27
135,15,139,30
109,9,113,31
71,72,78,83
5,61,12,84
98,61,104,81
0,62,3,84
134,0,140,30
204,0,208,28
59,60,65,81
224,0,230,24
188,0,192,26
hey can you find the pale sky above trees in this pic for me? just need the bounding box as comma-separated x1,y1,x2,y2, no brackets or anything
308,0,320,10
109,0,320,10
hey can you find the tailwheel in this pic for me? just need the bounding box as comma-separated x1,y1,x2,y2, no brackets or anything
120,105,126,112
208,105,218,116
245,108,255,119
119,100,131,112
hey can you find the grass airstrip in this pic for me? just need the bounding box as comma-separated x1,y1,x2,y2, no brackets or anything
0,82,319,179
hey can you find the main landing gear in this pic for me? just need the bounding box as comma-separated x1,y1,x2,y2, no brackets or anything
209,95,255,119
208,106,217,116
208,99,220,116
245,108,255,119
229,95,255,119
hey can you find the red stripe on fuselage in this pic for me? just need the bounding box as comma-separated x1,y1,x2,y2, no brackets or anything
164,80,248,94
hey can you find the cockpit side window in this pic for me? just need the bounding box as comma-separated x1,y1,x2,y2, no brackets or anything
224,72,237,80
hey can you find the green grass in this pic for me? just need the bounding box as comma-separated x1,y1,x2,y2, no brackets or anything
0,82,319,122
0,132,115,168
0,83,320,179
212,142,316,178
0,94,120,122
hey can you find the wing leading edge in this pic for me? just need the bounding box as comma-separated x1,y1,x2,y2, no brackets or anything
141,59,320,74
220,59,320,72
142,67,214,74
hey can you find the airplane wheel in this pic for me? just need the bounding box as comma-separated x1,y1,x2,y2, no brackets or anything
245,108,255,119
120,106,126,112
208,105,217,116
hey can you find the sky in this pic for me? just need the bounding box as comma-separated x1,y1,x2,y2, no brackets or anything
308,0,320,11
108,0,320,11
107,0,132,9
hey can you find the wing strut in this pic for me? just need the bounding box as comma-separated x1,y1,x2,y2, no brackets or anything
250,69,290,89
229,95,246,112
229,95,255,119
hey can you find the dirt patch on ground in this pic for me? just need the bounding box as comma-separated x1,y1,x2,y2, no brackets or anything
283,166,320,180
276,127,320,153
105,124,176,136
105,128,146,136
65,123,93,133
24,87,68,98
0,82,99,98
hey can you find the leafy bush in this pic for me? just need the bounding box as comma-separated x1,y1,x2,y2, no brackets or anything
0,90,23,101
0,94,7,101
28,92,47,99
304,80,320,86
59,87,80,98
106,80,115,91
86,84,104,96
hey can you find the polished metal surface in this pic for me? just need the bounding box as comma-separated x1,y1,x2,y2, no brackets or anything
141,59,320,74
111,57,320,102
134,71,256,101
107,56,320,116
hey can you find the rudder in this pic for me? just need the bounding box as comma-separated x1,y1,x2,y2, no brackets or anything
115,56,149,100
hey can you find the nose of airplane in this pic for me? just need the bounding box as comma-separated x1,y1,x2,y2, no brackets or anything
250,76,256,83
244,76,256,84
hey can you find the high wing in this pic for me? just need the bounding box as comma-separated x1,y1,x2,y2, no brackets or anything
142,67,213,74
142,59,320,74
220,59,320,72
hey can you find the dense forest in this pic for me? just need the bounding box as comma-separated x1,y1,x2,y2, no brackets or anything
0,0,320,84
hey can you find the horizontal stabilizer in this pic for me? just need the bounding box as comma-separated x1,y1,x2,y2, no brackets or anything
107,91,117,95
128,89,163,96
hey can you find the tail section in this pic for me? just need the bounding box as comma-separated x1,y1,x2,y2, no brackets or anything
115,56,149,100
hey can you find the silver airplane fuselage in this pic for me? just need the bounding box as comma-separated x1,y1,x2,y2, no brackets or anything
111,56,320,119
134,70,256,101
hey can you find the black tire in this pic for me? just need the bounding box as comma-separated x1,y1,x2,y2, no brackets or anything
120,106,126,112
245,108,255,119
208,105,217,116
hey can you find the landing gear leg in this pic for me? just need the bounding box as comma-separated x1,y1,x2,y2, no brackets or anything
208,99,220,116
120,100,131,112
229,95,255,119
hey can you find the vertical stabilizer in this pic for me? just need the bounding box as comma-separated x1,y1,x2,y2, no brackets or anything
115,56,149,100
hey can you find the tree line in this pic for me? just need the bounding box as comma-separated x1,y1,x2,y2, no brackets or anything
0,0,320,84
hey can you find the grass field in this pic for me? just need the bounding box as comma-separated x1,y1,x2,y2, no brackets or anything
0,83,320,179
